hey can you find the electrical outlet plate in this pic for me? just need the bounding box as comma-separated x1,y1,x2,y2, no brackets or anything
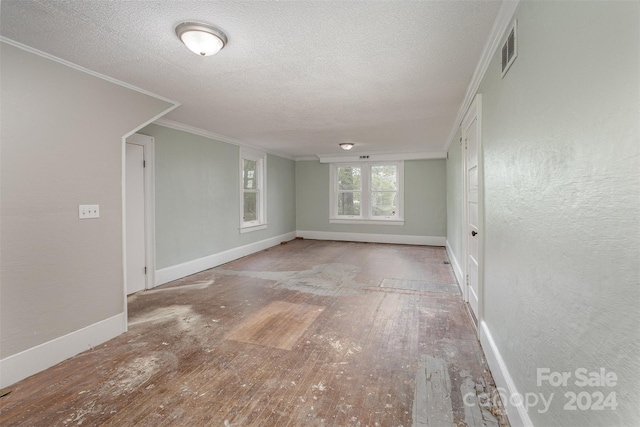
79,204,100,219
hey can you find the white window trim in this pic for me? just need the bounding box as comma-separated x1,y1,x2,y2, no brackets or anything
240,148,267,233
329,161,404,225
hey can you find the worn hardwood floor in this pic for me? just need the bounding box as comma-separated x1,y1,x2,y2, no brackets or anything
0,239,508,426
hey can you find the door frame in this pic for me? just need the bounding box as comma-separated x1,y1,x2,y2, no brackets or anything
462,94,483,336
123,133,156,297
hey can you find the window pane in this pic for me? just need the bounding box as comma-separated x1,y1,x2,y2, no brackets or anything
371,165,397,191
371,192,397,216
338,192,361,215
243,159,257,190
338,166,361,190
243,192,257,222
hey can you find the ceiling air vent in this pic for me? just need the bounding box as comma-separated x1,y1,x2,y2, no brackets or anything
501,20,517,78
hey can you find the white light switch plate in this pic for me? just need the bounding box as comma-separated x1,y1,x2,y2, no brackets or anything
79,204,100,219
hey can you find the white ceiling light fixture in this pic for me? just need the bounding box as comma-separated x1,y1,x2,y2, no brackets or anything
175,22,228,56
339,143,354,150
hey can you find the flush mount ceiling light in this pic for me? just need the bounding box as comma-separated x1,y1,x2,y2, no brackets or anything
175,22,227,56
339,143,354,150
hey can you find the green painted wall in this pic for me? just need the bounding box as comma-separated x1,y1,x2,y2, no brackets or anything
296,159,446,237
140,124,296,269
447,1,639,424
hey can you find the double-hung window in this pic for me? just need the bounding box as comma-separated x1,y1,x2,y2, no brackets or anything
240,148,267,232
336,165,362,216
330,161,404,225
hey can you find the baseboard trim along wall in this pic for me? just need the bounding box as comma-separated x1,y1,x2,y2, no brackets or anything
445,240,464,294
0,313,126,388
155,231,297,286
480,321,533,427
296,230,446,246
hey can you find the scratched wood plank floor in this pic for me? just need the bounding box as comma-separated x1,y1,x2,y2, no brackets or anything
0,239,508,427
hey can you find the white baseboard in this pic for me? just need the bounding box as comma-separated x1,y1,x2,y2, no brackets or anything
480,321,533,427
155,230,444,287
445,240,464,294
296,230,445,246
0,313,126,388
155,231,297,286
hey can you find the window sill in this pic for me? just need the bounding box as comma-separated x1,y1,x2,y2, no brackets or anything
329,218,404,226
240,223,268,233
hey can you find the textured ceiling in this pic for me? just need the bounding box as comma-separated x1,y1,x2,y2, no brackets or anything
0,0,502,158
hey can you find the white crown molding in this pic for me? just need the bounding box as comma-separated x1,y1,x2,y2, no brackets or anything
0,37,180,108
443,0,521,152
317,151,446,163
294,155,321,161
153,118,295,160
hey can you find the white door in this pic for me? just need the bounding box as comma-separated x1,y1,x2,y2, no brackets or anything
126,143,146,295
463,95,482,325
466,118,479,319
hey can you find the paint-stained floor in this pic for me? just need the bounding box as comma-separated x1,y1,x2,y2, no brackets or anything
0,239,508,426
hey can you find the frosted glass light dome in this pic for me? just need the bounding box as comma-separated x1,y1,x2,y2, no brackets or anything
176,22,227,56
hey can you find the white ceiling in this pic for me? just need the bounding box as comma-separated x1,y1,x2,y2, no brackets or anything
0,0,502,159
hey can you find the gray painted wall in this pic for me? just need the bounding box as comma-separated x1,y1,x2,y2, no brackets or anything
139,124,296,270
0,43,173,358
447,2,639,424
296,160,446,237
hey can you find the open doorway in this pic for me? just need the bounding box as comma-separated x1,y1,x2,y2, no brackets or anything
124,133,156,295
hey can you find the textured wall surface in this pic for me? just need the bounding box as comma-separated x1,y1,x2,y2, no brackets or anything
449,1,639,425
295,160,446,237
141,124,296,270
0,43,173,358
